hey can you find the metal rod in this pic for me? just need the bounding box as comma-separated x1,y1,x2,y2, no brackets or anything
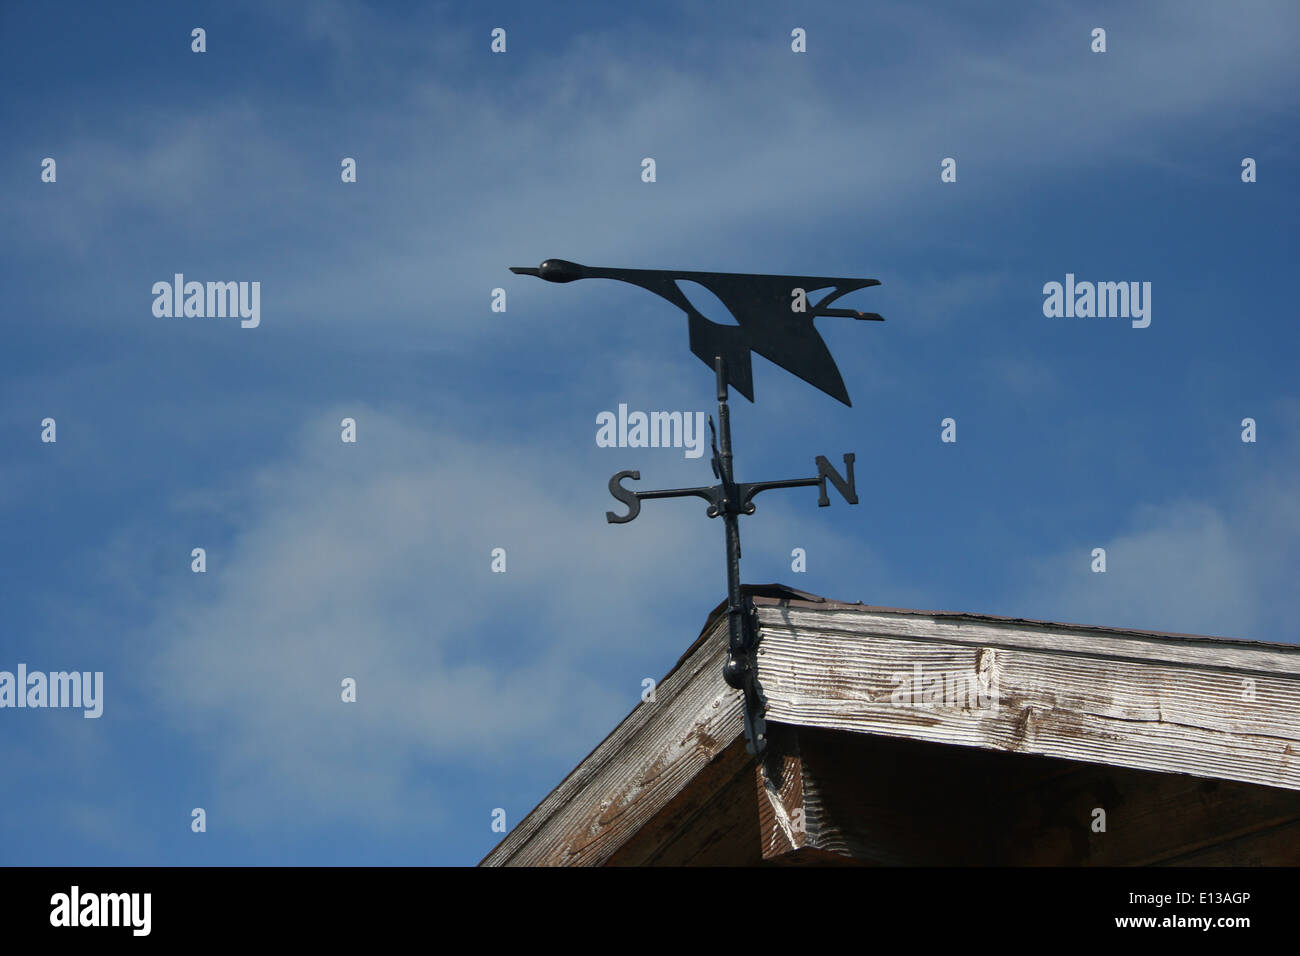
715,356,750,690
633,486,715,502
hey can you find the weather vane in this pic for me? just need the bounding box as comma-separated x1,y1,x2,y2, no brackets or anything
511,258,884,755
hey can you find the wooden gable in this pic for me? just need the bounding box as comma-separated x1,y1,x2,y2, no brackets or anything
482,587,1300,865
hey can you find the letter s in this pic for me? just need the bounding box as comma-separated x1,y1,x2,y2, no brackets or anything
606,471,642,524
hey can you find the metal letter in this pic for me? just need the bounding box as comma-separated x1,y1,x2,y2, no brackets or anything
606,470,642,524
815,453,858,506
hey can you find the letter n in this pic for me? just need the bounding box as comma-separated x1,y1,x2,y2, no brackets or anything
815,454,858,506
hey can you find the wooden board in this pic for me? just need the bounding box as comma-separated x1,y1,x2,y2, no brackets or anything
481,615,745,865
484,593,1300,865
756,604,1300,792
607,738,763,866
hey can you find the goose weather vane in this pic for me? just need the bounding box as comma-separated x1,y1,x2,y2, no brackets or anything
511,258,885,756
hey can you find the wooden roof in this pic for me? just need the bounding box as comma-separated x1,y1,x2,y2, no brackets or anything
481,585,1300,865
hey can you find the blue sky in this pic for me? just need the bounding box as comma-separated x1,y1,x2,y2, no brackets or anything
1,0,1296,866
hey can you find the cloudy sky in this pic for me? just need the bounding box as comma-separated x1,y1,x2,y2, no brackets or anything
1,0,1296,865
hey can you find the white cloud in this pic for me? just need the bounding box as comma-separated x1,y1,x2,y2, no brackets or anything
1016,500,1255,637
10,0,1294,353
1012,451,1300,643
128,404,874,829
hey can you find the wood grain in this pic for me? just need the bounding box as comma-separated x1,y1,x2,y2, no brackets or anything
481,615,745,865
756,605,1300,791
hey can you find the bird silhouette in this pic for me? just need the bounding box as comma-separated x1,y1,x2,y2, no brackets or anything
510,259,883,406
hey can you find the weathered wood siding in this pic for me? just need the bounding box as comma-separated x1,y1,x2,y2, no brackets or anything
483,594,1300,865
756,603,1300,791
481,615,744,865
